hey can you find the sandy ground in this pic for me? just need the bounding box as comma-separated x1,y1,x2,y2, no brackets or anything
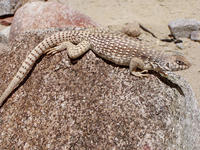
65,0,200,105
1,0,200,105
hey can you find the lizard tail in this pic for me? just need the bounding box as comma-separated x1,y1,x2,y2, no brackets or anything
0,32,63,107
0,47,43,107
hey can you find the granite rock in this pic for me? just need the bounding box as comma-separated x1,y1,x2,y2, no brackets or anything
0,29,200,149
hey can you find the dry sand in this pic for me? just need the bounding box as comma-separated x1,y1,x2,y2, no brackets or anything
1,0,200,105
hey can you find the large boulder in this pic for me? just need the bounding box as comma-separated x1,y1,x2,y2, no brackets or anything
0,29,199,149
9,1,98,41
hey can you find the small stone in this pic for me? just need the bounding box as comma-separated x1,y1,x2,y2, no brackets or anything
176,42,184,49
191,31,200,42
168,19,200,38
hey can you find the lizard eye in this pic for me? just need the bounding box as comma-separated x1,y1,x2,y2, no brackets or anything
176,60,185,65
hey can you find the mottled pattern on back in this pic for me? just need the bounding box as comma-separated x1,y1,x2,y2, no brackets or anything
71,30,159,66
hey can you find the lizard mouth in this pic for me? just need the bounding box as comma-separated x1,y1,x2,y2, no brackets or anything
166,54,191,71
171,62,191,71
166,61,191,71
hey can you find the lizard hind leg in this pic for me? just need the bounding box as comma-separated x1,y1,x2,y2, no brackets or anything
45,41,70,55
46,40,91,59
67,40,91,59
129,57,149,77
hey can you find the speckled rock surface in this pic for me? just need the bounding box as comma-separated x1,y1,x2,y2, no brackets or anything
9,1,98,41
0,30,200,149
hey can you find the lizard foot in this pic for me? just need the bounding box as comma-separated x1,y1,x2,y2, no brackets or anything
131,70,149,77
46,47,61,56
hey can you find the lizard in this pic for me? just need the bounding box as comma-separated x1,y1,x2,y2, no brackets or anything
0,27,191,107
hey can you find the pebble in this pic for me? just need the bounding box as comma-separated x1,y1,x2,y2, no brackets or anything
190,31,200,42
175,42,184,49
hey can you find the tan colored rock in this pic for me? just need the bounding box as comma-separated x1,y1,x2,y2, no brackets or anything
9,1,98,41
0,29,200,149
107,22,141,37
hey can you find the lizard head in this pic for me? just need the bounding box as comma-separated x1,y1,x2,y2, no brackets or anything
156,53,191,72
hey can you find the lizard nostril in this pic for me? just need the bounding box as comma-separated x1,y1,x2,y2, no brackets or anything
166,62,170,68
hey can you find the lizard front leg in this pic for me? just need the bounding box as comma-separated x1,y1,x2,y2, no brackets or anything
129,57,149,77
46,40,91,59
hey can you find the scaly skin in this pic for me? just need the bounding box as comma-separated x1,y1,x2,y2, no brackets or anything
0,27,191,107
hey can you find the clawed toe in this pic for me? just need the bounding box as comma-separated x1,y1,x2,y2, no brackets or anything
131,70,149,77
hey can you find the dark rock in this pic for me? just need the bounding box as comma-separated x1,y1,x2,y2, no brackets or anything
9,1,98,41
0,0,18,16
0,29,199,149
168,19,200,38
191,31,200,42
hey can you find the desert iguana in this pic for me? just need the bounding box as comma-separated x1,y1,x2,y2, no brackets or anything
0,27,191,107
